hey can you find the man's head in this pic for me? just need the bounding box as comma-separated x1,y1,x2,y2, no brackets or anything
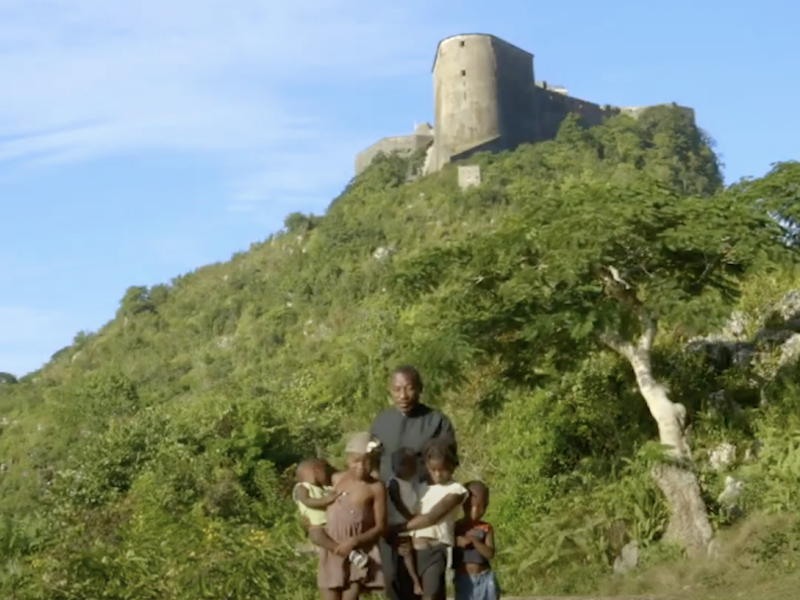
463,480,489,522
390,365,423,415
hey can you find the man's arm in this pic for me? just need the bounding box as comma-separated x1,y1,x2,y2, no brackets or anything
387,479,415,521
369,413,385,479
437,413,459,467
369,411,384,440
295,486,339,510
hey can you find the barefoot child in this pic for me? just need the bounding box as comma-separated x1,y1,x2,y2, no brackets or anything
390,438,468,600
292,458,369,569
317,432,387,600
454,481,499,600
386,448,424,595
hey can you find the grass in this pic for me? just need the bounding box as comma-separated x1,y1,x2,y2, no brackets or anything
590,514,800,600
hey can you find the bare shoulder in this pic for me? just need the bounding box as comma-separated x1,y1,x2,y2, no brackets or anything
368,478,386,496
332,471,347,487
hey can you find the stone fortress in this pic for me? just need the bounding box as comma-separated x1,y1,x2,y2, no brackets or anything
354,33,694,178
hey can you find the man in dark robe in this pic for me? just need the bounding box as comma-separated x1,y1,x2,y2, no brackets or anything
370,365,458,600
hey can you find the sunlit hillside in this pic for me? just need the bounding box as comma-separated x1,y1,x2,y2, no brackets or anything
2,107,800,599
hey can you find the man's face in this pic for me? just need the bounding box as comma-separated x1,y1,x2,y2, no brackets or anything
390,372,420,415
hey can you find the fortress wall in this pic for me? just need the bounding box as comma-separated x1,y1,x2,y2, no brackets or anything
432,35,502,171
491,37,538,149
449,135,509,163
535,88,620,139
352,34,697,177
354,133,433,176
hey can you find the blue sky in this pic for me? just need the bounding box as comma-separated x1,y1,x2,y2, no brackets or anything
1,0,798,377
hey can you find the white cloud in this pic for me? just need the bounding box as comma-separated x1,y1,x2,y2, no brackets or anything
0,0,448,375
0,0,435,174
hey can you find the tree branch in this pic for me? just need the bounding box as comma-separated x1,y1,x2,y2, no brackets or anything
595,264,658,354
637,307,657,353
598,329,634,361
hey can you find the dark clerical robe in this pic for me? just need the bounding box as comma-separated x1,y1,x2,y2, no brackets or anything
370,403,458,600
370,403,458,484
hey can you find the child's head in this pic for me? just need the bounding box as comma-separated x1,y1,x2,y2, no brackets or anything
344,432,378,481
391,447,416,481
463,481,489,522
296,458,331,487
424,438,457,485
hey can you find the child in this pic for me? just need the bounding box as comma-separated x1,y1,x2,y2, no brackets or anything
386,447,424,595
317,432,387,599
391,438,468,600
454,481,499,600
292,457,369,569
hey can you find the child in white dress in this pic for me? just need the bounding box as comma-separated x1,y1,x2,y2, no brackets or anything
390,439,468,600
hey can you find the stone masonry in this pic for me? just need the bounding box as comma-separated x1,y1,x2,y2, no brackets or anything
354,33,694,177
457,165,482,189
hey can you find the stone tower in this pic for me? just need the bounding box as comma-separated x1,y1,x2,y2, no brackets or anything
352,34,695,178
428,34,538,173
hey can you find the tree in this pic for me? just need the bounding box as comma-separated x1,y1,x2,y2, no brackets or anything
0,372,17,385
283,212,321,234
729,161,800,246
389,169,795,554
117,285,155,317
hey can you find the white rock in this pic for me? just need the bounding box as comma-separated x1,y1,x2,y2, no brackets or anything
708,442,736,471
717,475,744,507
613,541,639,575
779,333,800,367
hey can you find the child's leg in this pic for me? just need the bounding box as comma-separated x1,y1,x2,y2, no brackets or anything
398,538,423,594
308,526,338,552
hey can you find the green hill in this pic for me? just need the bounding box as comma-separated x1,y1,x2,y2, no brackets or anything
2,107,800,599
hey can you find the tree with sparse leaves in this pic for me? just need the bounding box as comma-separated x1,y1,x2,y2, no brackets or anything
388,166,798,553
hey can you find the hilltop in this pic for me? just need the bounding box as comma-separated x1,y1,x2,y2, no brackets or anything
1,106,800,600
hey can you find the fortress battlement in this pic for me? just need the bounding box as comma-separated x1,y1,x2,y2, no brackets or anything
354,34,694,177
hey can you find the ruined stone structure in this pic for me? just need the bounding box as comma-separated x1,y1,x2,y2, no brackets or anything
354,33,695,177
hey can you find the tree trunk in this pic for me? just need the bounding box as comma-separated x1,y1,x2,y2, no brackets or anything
596,267,713,555
600,311,713,555
627,347,713,556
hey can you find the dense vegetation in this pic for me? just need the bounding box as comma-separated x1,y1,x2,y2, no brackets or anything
2,108,800,599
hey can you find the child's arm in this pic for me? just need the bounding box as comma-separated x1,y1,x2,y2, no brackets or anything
295,486,340,510
387,480,416,521
393,491,466,533
455,519,473,547
468,526,495,560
